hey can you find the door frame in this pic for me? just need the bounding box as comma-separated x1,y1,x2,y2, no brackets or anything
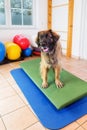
66,0,74,57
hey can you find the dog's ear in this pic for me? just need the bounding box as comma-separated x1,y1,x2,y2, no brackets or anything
35,32,40,46
52,31,60,43
48,29,52,33
48,29,60,42
48,29,53,37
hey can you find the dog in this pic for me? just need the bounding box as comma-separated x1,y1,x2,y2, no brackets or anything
36,29,63,88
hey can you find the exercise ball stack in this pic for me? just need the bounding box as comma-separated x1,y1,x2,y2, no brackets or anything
5,42,21,60
0,42,6,62
0,35,32,64
13,34,32,57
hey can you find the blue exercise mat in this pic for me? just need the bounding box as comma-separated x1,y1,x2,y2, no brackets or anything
10,68,87,130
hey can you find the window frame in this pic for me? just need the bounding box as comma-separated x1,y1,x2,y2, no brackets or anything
0,0,6,25
0,0,36,29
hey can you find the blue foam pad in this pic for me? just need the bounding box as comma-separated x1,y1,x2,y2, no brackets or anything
10,68,87,130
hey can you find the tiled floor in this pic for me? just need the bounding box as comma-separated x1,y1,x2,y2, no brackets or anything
0,56,87,130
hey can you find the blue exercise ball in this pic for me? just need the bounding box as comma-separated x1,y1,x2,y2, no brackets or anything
22,48,32,57
0,42,6,62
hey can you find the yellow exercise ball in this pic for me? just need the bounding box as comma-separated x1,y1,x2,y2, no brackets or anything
5,42,13,50
5,42,21,60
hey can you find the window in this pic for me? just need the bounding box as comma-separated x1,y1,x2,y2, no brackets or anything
0,0,5,25
0,0,34,27
10,0,33,25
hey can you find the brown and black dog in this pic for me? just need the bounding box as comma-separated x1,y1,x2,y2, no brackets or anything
36,29,63,88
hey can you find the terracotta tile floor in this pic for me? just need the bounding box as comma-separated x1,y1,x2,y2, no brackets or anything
0,56,87,130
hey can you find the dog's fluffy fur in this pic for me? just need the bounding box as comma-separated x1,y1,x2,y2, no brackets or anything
36,29,63,88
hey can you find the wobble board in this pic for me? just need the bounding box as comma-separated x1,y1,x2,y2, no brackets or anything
20,58,87,109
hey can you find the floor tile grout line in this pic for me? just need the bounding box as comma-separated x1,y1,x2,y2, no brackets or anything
1,105,26,117
1,117,7,130
75,125,85,130
0,93,19,101
5,77,45,125
0,94,21,101
0,65,39,120
8,79,30,106
0,71,29,106
80,121,87,130
75,124,84,130
23,121,39,130
76,120,87,129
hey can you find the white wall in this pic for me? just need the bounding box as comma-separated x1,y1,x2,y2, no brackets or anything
79,0,87,60
72,0,82,58
72,0,87,60
0,0,48,45
52,0,68,55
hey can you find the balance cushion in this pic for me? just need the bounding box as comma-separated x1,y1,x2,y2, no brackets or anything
20,58,87,109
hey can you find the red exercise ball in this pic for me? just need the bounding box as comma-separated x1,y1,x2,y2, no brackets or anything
13,35,30,50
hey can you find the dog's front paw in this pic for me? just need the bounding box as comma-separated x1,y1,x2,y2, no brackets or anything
42,82,48,88
55,80,64,88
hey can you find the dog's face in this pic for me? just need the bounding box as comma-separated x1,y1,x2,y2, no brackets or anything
36,29,60,53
